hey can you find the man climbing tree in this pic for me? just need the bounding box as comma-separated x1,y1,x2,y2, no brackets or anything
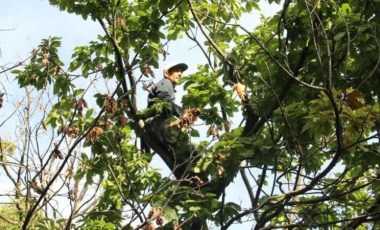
141,61,207,186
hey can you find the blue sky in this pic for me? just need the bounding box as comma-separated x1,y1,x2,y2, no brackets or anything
1,1,281,229
1,1,101,65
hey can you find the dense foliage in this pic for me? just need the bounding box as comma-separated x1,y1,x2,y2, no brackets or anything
1,0,380,229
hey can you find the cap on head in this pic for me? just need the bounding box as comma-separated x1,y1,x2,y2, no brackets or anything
163,61,188,72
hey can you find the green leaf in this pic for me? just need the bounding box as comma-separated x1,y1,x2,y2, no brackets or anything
341,3,352,16
164,206,178,223
189,206,201,211
334,32,345,41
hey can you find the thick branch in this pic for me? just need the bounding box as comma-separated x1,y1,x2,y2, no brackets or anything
243,44,311,137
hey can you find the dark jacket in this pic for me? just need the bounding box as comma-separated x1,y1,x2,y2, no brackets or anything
147,78,182,117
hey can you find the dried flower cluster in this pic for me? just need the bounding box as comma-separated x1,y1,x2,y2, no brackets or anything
216,152,226,161
0,92,4,109
344,89,364,110
104,95,117,115
169,108,201,131
142,207,165,229
52,146,64,160
189,175,204,186
75,98,88,115
216,152,226,176
207,125,220,139
59,125,79,138
85,127,104,143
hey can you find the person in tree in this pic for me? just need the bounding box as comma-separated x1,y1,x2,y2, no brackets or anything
147,61,186,118
141,61,206,186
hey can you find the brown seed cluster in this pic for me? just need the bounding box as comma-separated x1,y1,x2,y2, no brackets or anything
85,127,104,144
216,153,226,176
52,147,64,160
207,125,220,139
189,175,204,186
75,98,88,115
104,95,117,115
0,93,4,109
143,207,165,229
344,89,364,110
59,125,79,138
169,108,201,131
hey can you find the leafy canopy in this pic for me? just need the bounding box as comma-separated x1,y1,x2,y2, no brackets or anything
1,0,380,229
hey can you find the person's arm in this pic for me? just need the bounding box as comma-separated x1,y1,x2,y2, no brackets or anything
171,102,183,117
162,83,183,117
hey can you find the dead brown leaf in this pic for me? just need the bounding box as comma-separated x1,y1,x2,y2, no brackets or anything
54,66,61,75
117,16,126,32
345,89,364,110
217,153,226,161
52,148,64,160
232,82,247,100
